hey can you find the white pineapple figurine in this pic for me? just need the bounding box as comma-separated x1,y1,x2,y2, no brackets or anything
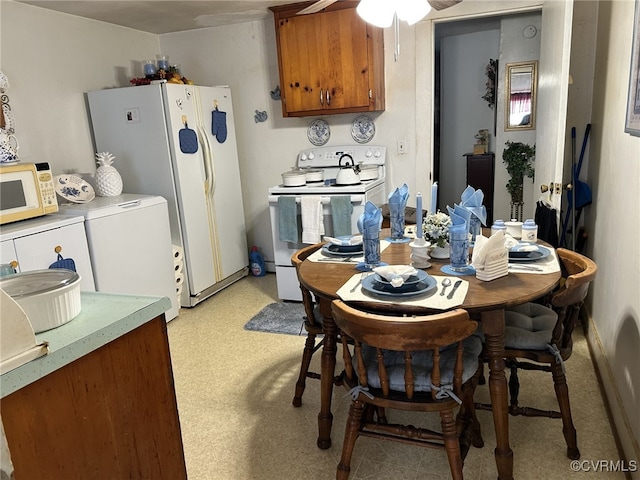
94,151,123,196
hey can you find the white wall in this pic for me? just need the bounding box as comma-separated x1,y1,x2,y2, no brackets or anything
587,0,640,468
0,1,160,172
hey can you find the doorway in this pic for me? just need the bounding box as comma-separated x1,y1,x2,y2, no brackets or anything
432,12,542,222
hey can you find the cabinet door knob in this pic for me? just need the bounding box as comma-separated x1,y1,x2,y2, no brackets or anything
326,89,330,105
320,89,324,105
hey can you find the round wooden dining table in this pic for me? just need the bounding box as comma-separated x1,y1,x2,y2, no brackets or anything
296,233,560,480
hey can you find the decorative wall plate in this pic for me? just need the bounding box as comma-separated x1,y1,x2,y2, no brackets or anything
351,115,375,143
307,119,330,146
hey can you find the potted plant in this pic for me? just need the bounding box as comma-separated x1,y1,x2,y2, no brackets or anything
422,211,452,258
502,141,536,219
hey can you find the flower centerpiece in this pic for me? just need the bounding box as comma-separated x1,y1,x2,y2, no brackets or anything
422,211,452,258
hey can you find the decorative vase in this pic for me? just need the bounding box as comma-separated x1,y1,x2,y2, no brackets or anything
95,152,123,197
430,245,450,259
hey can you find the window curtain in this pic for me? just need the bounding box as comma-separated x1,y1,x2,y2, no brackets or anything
510,92,531,115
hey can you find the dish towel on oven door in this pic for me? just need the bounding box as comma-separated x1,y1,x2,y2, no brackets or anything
278,196,298,243
301,196,324,244
330,196,353,237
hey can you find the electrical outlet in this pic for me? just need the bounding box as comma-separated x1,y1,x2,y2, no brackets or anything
397,139,407,154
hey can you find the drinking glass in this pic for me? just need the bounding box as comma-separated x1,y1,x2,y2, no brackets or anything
389,207,405,240
469,216,481,242
449,226,469,272
363,232,381,270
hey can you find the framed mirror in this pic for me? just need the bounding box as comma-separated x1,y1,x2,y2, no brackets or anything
505,61,538,131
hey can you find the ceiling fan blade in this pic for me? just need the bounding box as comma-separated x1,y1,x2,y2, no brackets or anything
297,0,339,15
427,0,463,11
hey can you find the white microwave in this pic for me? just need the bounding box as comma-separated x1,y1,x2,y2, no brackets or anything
0,162,58,225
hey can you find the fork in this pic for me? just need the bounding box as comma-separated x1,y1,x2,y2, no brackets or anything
350,272,370,292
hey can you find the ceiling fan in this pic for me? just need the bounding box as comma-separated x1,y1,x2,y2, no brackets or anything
297,0,462,16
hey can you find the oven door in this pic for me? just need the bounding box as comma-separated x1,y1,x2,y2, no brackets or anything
268,194,366,301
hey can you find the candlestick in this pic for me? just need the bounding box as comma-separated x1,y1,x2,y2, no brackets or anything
416,193,423,238
430,182,438,213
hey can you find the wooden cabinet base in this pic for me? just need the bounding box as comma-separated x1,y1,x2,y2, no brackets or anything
1,316,187,479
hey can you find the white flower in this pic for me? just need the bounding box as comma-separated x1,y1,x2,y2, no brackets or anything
422,211,452,248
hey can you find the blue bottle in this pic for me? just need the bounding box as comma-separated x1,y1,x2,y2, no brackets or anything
249,246,266,277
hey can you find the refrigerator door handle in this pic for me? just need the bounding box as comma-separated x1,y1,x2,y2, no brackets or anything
199,125,215,196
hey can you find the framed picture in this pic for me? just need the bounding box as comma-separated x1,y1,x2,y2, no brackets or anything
625,0,640,136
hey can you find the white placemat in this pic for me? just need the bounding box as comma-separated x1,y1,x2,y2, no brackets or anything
308,240,391,264
507,247,560,275
337,273,468,310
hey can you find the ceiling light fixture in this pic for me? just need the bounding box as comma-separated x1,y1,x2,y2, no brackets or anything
356,0,432,28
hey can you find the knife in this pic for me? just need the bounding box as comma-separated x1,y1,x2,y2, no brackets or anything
447,280,462,299
508,264,544,272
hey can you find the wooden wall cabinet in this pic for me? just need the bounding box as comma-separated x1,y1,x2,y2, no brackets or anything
270,1,385,117
464,153,495,225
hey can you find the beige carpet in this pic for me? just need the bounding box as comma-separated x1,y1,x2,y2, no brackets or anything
167,273,624,480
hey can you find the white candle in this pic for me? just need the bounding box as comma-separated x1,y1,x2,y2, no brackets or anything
430,182,438,213
416,193,423,238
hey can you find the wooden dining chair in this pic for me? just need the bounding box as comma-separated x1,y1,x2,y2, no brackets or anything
331,300,484,480
291,243,326,407
483,248,597,460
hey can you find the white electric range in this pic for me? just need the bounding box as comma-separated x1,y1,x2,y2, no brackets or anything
268,145,387,301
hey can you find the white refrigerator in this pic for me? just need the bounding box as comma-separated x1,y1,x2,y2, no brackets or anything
87,84,248,307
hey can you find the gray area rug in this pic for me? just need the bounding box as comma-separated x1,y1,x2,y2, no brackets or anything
244,302,307,336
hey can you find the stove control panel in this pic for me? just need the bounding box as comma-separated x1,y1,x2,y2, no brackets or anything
298,145,386,168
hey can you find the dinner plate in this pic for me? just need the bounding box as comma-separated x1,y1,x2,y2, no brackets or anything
351,115,375,144
373,269,428,292
362,273,437,298
322,244,363,256
508,243,551,262
307,119,330,146
54,174,95,203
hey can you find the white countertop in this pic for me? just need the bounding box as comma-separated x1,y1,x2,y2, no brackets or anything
0,215,86,242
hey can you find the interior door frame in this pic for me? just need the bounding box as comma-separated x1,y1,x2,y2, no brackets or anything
415,0,574,221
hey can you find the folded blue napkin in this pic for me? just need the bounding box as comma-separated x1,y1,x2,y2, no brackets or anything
388,184,409,239
460,185,487,225
357,201,382,237
447,204,470,232
388,184,409,207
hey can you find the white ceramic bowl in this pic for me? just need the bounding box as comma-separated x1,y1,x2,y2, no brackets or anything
282,168,307,187
0,269,82,333
358,164,379,181
303,168,323,183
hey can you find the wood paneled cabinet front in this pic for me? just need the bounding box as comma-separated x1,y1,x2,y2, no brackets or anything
464,153,495,225
270,1,385,117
